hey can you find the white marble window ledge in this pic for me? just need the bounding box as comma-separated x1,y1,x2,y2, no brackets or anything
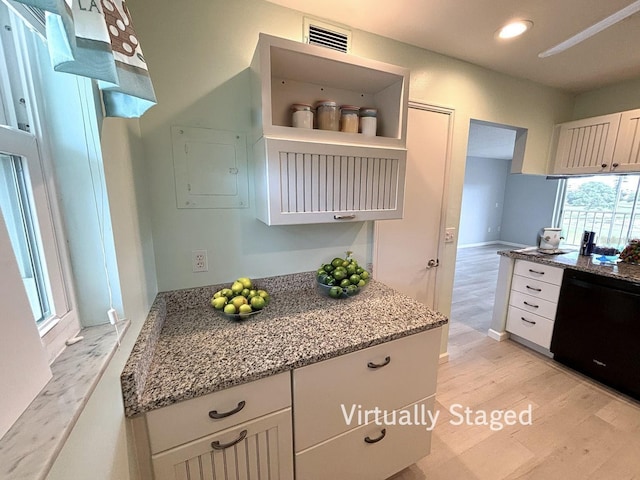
0,320,129,480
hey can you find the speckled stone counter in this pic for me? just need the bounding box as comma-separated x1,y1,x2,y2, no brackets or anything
498,248,640,283
121,272,448,417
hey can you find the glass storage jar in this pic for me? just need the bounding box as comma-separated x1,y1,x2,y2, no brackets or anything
359,108,377,136
291,103,313,129
315,101,339,131
340,105,360,133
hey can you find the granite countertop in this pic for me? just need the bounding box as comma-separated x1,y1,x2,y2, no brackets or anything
499,248,640,283
121,272,448,417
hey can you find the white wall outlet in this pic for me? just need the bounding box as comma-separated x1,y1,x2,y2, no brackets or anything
445,227,456,243
192,250,208,272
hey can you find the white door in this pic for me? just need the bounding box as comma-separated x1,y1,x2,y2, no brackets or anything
373,104,451,308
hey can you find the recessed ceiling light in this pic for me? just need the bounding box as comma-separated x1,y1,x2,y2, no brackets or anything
497,20,533,39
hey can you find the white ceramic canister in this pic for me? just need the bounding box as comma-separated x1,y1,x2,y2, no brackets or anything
291,103,313,129
539,227,563,250
340,105,360,133
315,101,339,131
359,107,377,136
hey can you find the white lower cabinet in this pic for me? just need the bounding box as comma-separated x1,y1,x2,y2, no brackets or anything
295,396,435,480
152,409,293,480
141,330,442,480
506,260,563,351
293,328,442,480
506,306,555,349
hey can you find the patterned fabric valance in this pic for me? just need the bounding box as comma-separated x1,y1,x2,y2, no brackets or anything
13,0,156,118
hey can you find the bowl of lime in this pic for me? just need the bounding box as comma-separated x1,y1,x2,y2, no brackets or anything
210,277,270,320
316,254,370,299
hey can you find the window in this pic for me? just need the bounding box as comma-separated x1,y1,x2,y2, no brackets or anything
558,174,640,248
0,2,79,349
0,151,51,324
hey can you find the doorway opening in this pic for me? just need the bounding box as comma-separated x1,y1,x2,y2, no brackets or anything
451,120,524,341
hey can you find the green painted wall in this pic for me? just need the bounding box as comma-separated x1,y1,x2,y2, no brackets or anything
573,77,640,119
128,0,574,312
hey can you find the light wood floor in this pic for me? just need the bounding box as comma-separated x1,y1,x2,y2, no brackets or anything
389,244,640,480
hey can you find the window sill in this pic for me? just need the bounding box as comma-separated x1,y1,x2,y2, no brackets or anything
0,320,128,480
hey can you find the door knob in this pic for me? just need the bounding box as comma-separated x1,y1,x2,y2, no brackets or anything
426,259,439,269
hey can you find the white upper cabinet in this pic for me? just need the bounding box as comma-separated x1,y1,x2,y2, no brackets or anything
551,113,621,174
250,33,409,225
551,108,640,175
611,109,640,172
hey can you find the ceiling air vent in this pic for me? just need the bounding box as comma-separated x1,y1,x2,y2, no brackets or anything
304,18,351,53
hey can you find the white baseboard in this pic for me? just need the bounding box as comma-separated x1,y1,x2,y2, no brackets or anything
439,352,449,364
487,328,510,342
458,241,531,249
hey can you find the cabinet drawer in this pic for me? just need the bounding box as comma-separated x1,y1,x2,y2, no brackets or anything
295,396,434,480
509,290,558,320
506,306,555,349
293,328,440,452
152,409,293,480
511,274,561,303
514,260,564,285
146,372,291,454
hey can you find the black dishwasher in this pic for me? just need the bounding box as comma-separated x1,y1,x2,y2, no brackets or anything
550,269,640,400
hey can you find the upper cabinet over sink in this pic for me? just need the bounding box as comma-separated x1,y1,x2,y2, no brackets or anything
250,33,410,226
551,108,640,175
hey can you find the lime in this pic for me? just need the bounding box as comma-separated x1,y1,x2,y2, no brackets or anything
328,286,342,298
358,279,366,287
213,290,223,299
241,288,251,298
340,278,352,288
360,271,370,280
317,272,331,285
247,289,258,299
237,277,253,289
331,257,344,268
349,274,361,285
231,296,248,309
346,263,357,274
356,267,364,275
223,304,236,314
250,296,266,310
257,290,270,303
231,281,244,294
211,297,227,309
221,288,234,298
324,276,336,286
345,284,359,296
333,269,348,281
342,260,350,267
238,304,253,316
323,264,335,273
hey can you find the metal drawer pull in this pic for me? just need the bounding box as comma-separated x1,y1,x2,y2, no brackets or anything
364,428,387,444
523,301,539,308
612,163,619,168
211,429,248,450
528,269,545,275
367,356,391,369
526,285,542,292
521,317,536,325
334,214,356,220
209,400,246,419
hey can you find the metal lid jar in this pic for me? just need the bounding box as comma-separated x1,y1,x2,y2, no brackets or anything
340,105,360,133
315,101,339,131
291,103,313,129
359,107,377,136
